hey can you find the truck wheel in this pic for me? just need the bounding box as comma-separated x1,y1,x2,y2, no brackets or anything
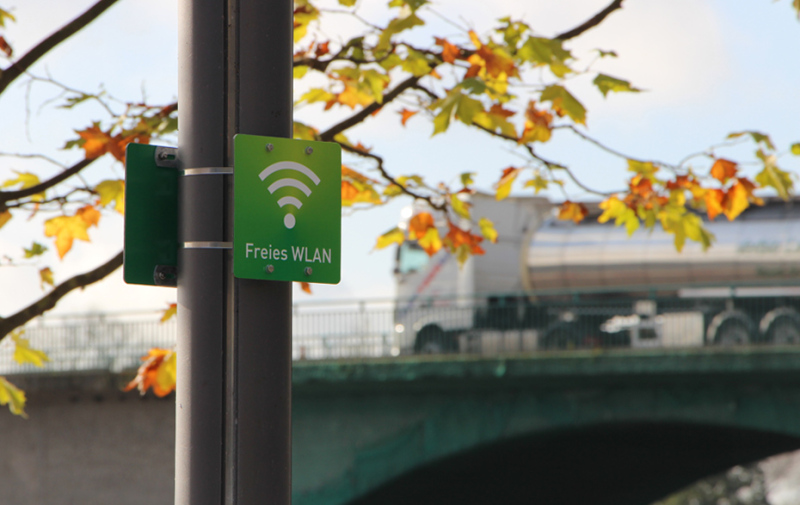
759,308,800,345
414,325,453,354
707,311,753,346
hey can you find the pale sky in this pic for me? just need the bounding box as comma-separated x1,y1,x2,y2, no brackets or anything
0,0,798,316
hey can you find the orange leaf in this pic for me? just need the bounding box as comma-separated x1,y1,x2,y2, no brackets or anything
78,126,111,159
0,35,11,57
315,41,330,57
408,212,436,240
0,209,10,229
704,189,724,220
445,222,485,255
435,37,461,64
519,100,552,144
494,166,521,201
123,348,176,398
488,103,514,118
299,282,312,294
558,201,588,223
710,158,737,183
399,108,418,126
77,204,101,227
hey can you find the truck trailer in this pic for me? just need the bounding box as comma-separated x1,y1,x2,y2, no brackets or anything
393,193,800,353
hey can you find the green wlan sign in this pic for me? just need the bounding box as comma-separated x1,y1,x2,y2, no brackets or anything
233,134,342,284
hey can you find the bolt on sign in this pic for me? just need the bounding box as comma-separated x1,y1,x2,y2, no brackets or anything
233,134,342,284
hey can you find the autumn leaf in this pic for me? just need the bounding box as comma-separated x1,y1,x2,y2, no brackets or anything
161,303,177,323
558,201,588,223
11,330,50,367
598,196,639,236
0,35,11,58
299,282,312,294
2,171,44,201
593,74,642,98
710,158,737,183
478,217,498,243
95,179,125,214
417,227,443,256
444,222,485,266
408,212,435,240
435,37,461,63
124,348,177,398
540,85,585,125
450,194,471,219
39,267,54,289
494,167,521,201
44,205,100,259
75,124,112,159
375,227,406,249
524,173,549,194
518,36,572,77
704,189,725,221
791,143,800,156
519,100,552,144
0,376,27,418
342,166,382,206
399,108,418,126
473,104,517,138
24,242,48,258
0,209,11,229
727,130,775,150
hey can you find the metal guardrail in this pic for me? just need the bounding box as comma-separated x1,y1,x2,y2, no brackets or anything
2,292,800,375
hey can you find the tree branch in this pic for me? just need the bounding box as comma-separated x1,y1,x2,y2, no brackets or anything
0,158,95,203
0,0,120,95
555,0,625,41
0,250,123,338
319,75,422,142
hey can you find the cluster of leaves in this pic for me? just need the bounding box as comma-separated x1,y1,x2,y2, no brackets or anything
0,330,50,417
2,0,800,405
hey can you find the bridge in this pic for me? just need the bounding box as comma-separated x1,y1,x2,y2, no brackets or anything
1,302,800,504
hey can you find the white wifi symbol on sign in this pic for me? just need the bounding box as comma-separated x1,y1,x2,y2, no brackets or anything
259,161,321,229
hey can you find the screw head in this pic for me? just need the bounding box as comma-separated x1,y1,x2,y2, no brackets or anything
157,152,168,160
265,264,275,274
305,147,313,155
266,143,274,152
158,272,167,280
304,267,313,276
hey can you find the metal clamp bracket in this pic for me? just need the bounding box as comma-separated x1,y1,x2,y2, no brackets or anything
183,167,233,176
182,241,233,249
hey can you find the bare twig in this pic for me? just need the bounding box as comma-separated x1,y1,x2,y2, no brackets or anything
0,251,123,339
0,0,120,95
555,0,625,41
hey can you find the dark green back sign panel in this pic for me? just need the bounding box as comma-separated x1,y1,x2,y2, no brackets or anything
233,134,341,284
123,143,178,286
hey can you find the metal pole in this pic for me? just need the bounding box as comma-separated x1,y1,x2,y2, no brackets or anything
176,0,226,504
229,0,293,503
177,0,293,504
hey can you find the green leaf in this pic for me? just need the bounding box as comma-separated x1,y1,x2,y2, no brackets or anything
376,13,424,53
0,376,26,418
299,88,335,105
454,94,483,126
540,85,586,125
400,48,431,76
23,242,47,258
338,0,357,5
593,74,642,98
727,130,776,151
595,49,617,58
293,121,318,141
388,0,429,11
791,143,800,156
755,163,793,200
459,78,487,95
460,172,475,187
518,37,572,77
478,217,498,243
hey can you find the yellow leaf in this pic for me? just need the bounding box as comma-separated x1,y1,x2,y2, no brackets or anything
494,167,521,201
11,330,49,368
39,267,54,290
156,351,177,393
95,180,125,214
450,194,471,219
44,214,91,259
598,196,639,235
722,182,750,221
479,217,498,243
524,173,549,194
375,227,406,250
161,303,177,323
2,171,44,201
0,209,10,229
0,376,27,418
417,226,443,256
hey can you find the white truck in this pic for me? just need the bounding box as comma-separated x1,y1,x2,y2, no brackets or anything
393,193,800,353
